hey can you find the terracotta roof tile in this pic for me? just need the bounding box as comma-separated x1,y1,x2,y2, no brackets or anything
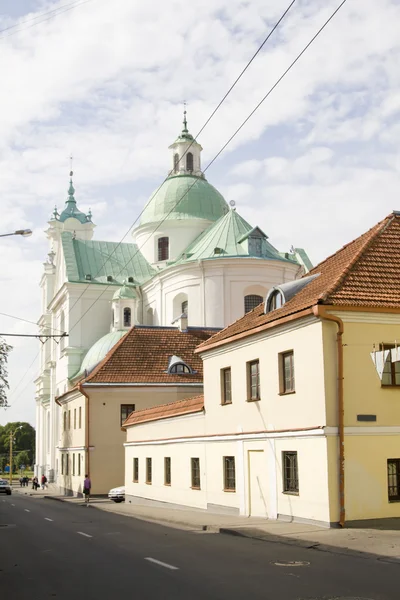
198,213,400,351
84,326,217,384
122,395,204,427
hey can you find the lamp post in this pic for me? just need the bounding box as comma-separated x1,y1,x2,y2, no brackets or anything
0,229,32,238
9,426,23,485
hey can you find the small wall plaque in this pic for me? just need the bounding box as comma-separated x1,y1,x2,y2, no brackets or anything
357,414,377,422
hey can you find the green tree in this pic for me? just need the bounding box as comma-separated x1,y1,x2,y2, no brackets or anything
15,450,30,469
0,422,35,464
0,337,12,408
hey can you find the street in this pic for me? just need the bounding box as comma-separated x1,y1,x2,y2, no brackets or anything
0,494,399,600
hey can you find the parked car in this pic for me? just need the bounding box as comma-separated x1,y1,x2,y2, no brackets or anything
108,486,125,503
0,479,12,495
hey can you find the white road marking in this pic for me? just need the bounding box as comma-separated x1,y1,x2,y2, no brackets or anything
44,518,53,522
11,503,15,506
24,509,30,512
144,557,179,570
77,531,92,538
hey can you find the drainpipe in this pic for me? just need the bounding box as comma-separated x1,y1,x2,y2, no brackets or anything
78,383,90,478
313,305,345,527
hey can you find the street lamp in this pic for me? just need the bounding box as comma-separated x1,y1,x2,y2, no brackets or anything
0,229,33,238
9,426,23,485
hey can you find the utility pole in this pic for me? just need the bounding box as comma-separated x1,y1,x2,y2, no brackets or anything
9,426,23,486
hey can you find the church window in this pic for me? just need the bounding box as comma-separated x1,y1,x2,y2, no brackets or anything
124,307,131,327
186,152,194,172
158,237,169,261
174,153,180,173
181,300,188,316
244,294,263,314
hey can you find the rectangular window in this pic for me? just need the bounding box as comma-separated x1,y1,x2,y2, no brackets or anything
63,411,67,431
121,404,135,426
280,351,295,394
133,458,139,483
74,408,76,429
164,457,171,486
387,459,400,501
65,454,69,476
247,360,260,401
158,236,169,261
72,454,75,476
61,454,64,475
79,406,82,429
78,453,81,476
283,451,299,494
191,458,201,489
68,410,71,429
381,345,400,386
221,368,232,404
146,458,152,484
223,456,236,491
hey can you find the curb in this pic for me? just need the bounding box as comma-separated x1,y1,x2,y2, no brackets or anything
219,528,400,564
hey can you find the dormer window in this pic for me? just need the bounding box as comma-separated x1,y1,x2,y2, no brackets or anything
167,355,193,374
186,152,194,172
214,247,224,255
85,274,92,281
107,275,113,282
268,290,283,312
249,236,262,257
124,307,131,327
128,277,134,283
158,237,169,261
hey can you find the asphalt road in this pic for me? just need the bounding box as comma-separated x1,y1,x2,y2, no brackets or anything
0,493,398,600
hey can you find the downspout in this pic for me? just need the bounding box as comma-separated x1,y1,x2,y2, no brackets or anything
78,383,90,478
313,305,345,527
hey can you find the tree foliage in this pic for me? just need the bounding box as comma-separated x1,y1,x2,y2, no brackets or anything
15,450,31,469
0,337,12,408
0,422,35,465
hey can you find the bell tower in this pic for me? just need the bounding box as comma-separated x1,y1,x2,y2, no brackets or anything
168,109,203,178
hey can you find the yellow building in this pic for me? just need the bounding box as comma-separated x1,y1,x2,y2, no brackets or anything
123,212,400,526
56,322,215,496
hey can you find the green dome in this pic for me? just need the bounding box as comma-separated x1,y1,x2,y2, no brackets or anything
74,330,127,378
112,284,136,301
139,175,229,226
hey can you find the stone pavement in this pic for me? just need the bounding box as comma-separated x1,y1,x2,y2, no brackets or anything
27,484,400,563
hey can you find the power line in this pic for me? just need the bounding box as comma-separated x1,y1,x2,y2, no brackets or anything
0,311,64,334
65,0,298,321
0,0,94,41
5,350,41,408
69,0,348,336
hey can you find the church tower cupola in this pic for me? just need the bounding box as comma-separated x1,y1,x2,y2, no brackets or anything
168,109,203,178
111,282,137,332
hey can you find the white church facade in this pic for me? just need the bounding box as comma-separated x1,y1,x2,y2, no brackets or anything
34,113,311,482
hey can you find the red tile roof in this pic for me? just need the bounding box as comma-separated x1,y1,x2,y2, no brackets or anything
198,212,400,351
122,395,204,427
83,326,217,384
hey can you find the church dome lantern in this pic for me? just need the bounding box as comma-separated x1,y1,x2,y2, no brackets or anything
111,282,137,331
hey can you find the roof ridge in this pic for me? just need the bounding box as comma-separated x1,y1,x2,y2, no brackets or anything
126,394,204,418
318,214,392,302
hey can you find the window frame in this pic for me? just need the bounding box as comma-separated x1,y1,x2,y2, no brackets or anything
268,290,284,312
146,457,152,484
244,294,263,314
74,408,76,429
186,152,194,172
280,351,295,394
61,453,64,475
65,454,69,476
221,367,232,405
133,458,139,483
247,359,260,401
191,457,201,489
72,453,75,476
63,411,67,432
78,453,81,477
169,363,191,374
164,457,171,486
68,410,71,429
282,451,299,495
158,236,169,261
79,406,82,429
387,458,400,502
380,344,400,387
223,456,236,492
123,307,132,327
121,404,135,426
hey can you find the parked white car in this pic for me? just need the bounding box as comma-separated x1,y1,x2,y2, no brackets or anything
108,486,125,503
0,479,12,495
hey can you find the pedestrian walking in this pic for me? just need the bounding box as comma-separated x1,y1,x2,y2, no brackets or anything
32,476,39,491
83,474,91,505
19,477,23,487
41,474,47,490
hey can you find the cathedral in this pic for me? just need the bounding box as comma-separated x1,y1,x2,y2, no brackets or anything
34,114,311,481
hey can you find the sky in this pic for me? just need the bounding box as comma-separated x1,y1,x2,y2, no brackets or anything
1,0,400,427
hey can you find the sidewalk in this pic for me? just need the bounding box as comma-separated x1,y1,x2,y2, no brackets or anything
41,487,400,564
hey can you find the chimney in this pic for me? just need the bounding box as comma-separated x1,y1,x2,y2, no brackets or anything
171,313,188,333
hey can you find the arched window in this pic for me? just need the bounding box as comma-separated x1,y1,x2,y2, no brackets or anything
244,294,263,314
123,307,131,327
169,363,191,374
268,290,283,312
186,152,193,172
158,237,169,261
174,153,180,173
181,300,188,316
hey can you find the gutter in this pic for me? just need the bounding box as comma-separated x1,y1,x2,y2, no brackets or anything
78,383,90,478
313,305,345,527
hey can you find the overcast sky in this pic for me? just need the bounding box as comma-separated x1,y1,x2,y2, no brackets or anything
1,0,399,427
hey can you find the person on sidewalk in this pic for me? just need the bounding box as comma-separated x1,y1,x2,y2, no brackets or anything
19,477,23,487
32,476,39,491
83,474,91,505
41,474,47,490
